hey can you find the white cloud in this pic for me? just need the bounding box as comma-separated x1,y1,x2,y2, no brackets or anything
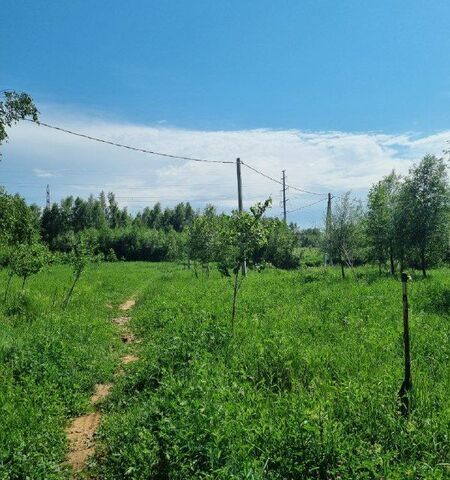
33,168,55,178
1,104,449,226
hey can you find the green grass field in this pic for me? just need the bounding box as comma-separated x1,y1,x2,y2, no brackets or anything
1,263,449,479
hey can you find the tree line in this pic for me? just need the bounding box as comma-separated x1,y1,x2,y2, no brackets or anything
324,154,449,278
0,154,448,278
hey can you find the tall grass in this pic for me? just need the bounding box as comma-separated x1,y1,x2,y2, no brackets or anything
0,262,153,479
1,263,448,478
92,266,450,479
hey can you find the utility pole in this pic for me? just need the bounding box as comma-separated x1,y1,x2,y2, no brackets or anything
236,158,247,276
282,169,287,222
46,184,51,209
324,193,332,266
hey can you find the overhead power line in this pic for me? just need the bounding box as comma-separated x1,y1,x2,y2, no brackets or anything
286,196,328,214
24,119,234,165
241,161,327,196
22,117,335,199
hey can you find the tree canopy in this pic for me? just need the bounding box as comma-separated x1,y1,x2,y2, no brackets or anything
0,91,38,155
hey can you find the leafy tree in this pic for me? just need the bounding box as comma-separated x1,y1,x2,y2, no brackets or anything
366,171,401,274
263,220,300,269
0,188,37,246
218,199,271,333
0,91,38,156
107,192,121,228
63,234,98,308
325,193,364,278
9,242,49,290
298,227,322,248
187,214,221,276
397,155,449,277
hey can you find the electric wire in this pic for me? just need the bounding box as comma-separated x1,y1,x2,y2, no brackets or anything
14,117,345,213
24,119,234,165
23,119,331,196
241,161,328,196
286,196,328,214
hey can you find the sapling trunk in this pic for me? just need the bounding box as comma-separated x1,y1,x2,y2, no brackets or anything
420,250,427,278
3,272,13,303
63,271,81,309
231,269,240,335
389,245,395,276
193,261,199,279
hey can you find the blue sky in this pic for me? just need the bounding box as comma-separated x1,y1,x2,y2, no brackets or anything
1,1,449,225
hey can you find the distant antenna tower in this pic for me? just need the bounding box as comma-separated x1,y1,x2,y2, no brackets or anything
46,184,51,208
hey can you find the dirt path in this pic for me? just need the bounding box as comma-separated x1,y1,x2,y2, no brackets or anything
65,296,139,476
119,298,135,311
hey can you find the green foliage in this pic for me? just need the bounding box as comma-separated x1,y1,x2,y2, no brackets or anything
0,262,153,479
0,90,38,155
0,188,38,246
187,213,222,271
218,199,272,275
9,242,50,288
105,247,118,262
298,227,323,248
62,233,98,308
263,220,300,269
88,264,450,479
366,171,401,273
324,193,365,277
395,155,449,276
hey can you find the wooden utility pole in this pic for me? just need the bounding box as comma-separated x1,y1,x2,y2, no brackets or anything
282,170,287,222
324,193,332,266
236,158,247,275
398,273,412,415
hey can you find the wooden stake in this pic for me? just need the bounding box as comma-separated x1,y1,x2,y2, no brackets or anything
398,272,412,416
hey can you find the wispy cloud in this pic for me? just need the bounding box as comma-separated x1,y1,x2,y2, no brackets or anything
1,104,449,226
33,168,56,178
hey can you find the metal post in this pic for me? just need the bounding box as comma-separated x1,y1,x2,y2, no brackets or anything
282,170,287,222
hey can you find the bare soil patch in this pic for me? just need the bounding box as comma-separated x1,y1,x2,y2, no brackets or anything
121,354,139,364
113,316,130,326
65,295,138,475
119,298,135,311
66,412,101,472
120,331,136,344
90,383,112,405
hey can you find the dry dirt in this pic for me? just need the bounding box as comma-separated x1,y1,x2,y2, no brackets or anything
65,296,139,475
90,383,112,405
113,316,130,326
121,354,139,364
119,298,135,311
66,412,101,471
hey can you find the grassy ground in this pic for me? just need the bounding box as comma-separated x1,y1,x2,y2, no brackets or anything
0,262,153,479
1,263,449,479
91,264,449,479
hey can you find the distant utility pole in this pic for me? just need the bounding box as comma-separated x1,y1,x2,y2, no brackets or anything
46,184,51,208
282,170,287,222
324,193,332,266
236,158,247,276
